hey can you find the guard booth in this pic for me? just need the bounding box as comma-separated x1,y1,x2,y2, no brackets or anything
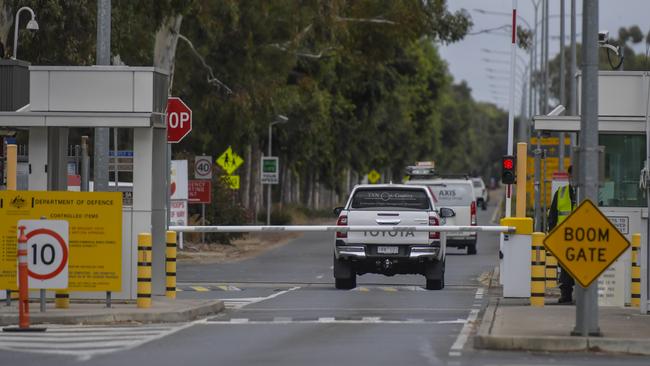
534,71,649,313
0,63,169,300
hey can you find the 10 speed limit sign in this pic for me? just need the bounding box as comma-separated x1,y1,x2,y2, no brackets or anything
18,220,69,289
194,156,213,180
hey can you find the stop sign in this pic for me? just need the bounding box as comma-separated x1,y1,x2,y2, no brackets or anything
167,97,192,143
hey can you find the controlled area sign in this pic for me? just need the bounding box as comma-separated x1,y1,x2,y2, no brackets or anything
0,191,122,292
543,199,630,288
19,220,69,289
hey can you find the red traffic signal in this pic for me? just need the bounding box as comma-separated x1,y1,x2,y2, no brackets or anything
501,155,516,184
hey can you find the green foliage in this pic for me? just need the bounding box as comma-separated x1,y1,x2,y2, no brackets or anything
201,175,250,244
5,0,507,210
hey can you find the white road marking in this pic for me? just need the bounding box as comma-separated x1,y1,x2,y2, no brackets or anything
448,287,483,357
221,286,300,309
316,275,324,279
205,318,468,325
0,323,196,362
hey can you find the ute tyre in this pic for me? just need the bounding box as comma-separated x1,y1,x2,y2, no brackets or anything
335,277,356,290
467,243,477,255
481,200,487,210
424,260,445,290
426,278,443,290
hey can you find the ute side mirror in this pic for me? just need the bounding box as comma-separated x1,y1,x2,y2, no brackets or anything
439,207,456,218
333,207,344,216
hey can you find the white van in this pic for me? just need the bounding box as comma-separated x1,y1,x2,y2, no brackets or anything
406,178,477,255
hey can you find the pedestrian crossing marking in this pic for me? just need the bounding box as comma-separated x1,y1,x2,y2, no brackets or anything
0,323,192,361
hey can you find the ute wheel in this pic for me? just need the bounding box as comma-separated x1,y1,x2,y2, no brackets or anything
335,277,356,290
424,260,445,290
333,255,356,289
467,243,477,255
481,200,487,210
426,278,443,290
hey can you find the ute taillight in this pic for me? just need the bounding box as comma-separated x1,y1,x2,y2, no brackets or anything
336,215,348,238
471,201,477,226
429,216,440,239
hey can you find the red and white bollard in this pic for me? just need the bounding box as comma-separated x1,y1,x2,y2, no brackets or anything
3,226,45,332
17,226,30,329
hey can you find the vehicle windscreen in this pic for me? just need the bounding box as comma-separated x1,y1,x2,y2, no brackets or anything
472,180,482,188
350,188,430,210
428,183,474,206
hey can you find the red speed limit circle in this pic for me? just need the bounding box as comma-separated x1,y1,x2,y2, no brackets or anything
25,228,69,280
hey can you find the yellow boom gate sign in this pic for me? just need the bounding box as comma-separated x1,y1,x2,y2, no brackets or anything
0,191,122,291
543,199,630,288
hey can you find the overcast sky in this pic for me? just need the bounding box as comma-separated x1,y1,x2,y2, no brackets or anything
439,0,650,110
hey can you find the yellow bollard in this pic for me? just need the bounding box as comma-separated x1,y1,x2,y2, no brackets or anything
55,290,69,309
166,231,177,299
137,233,152,308
530,232,546,307
545,251,558,288
7,144,17,190
631,233,641,308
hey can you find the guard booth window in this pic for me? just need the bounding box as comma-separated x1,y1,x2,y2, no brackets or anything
598,134,646,207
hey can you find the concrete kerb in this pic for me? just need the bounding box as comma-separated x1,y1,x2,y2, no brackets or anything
0,298,224,326
473,268,650,356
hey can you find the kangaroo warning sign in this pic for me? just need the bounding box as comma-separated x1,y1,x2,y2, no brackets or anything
0,191,122,292
543,199,630,288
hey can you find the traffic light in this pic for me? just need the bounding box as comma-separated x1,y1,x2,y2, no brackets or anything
501,155,516,184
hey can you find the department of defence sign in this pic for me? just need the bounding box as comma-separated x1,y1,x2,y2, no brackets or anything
0,191,122,292
543,199,630,288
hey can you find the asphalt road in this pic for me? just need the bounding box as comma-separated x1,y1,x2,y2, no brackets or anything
1,193,649,365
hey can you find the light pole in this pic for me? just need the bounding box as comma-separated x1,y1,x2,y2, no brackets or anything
267,115,289,225
12,6,39,59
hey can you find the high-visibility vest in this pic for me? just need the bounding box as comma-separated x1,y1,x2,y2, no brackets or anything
557,185,574,224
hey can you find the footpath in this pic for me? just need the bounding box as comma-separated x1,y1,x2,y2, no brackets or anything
0,296,223,326
474,268,650,356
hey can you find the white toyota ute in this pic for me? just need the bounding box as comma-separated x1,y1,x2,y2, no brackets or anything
332,184,455,290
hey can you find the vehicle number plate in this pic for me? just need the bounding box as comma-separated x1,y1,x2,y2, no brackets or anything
377,246,399,254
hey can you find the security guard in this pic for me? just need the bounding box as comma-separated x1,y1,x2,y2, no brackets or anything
548,166,576,304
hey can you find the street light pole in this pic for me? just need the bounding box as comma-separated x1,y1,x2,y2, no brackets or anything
575,0,600,337
12,6,39,59
267,115,288,226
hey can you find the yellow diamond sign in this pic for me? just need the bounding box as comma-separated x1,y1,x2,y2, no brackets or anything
216,146,244,175
543,199,630,288
368,169,381,184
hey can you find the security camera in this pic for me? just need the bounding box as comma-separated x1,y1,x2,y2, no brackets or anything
598,30,609,44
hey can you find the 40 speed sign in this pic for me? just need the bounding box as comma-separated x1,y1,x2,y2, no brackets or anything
18,220,69,289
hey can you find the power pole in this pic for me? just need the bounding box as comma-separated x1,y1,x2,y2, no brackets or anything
558,0,566,172
575,0,600,337
94,0,111,192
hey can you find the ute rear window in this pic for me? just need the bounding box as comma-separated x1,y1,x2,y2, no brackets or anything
350,189,430,210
